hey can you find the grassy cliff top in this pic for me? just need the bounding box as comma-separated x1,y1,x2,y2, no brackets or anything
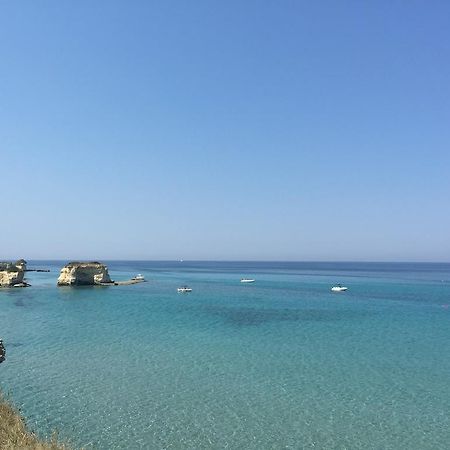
0,391,74,450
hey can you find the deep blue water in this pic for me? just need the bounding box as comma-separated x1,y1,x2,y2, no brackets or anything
1,261,450,449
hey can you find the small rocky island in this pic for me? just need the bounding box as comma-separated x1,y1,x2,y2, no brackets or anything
57,261,146,286
0,259,29,287
57,261,113,286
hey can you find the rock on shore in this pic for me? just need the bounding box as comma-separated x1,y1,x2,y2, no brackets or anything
57,261,112,286
0,339,5,363
0,260,26,287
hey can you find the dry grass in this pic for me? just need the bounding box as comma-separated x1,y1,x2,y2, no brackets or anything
0,391,74,450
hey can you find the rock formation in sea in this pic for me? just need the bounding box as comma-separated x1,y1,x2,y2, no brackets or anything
0,260,27,287
0,339,5,363
57,261,112,286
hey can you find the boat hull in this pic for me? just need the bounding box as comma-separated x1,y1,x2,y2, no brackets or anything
331,287,348,292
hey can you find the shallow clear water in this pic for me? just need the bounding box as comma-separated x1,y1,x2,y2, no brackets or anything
1,261,450,449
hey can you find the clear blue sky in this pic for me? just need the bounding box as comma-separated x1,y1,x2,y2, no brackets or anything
1,1,449,261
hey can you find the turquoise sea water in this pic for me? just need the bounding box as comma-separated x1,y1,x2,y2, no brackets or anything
1,261,450,449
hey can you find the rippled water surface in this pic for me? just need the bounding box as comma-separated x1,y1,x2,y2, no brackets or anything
1,261,450,449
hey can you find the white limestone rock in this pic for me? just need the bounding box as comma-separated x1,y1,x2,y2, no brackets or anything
0,260,26,287
57,261,112,286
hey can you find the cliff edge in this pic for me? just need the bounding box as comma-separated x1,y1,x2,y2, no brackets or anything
57,261,112,286
0,390,73,449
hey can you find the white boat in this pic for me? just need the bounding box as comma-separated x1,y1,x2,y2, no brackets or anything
177,286,192,293
132,274,145,281
240,278,255,283
331,284,348,292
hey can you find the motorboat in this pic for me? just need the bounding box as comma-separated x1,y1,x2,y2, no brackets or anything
132,274,145,281
331,284,348,292
13,282,30,288
240,278,255,283
177,286,192,293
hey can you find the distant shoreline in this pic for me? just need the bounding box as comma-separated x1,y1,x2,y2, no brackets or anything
20,259,450,264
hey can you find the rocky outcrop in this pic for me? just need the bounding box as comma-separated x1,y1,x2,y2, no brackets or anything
0,260,27,287
14,259,27,271
0,339,5,363
57,261,112,286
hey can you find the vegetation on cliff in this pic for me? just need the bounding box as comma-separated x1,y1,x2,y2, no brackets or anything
0,391,74,450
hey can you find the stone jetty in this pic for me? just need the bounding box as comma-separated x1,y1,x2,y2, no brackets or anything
97,278,146,286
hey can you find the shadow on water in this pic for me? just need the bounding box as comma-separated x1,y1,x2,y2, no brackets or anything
203,304,371,327
0,288,36,307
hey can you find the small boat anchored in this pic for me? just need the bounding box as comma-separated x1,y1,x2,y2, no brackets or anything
331,284,348,292
177,286,192,293
240,278,255,283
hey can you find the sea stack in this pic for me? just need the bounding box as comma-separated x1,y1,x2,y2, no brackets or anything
57,261,112,286
0,259,27,287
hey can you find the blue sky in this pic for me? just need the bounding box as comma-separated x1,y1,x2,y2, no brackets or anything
1,1,449,261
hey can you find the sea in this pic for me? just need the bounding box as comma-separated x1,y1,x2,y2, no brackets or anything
1,261,449,449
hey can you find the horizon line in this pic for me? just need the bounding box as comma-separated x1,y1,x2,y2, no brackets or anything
16,258,450,264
